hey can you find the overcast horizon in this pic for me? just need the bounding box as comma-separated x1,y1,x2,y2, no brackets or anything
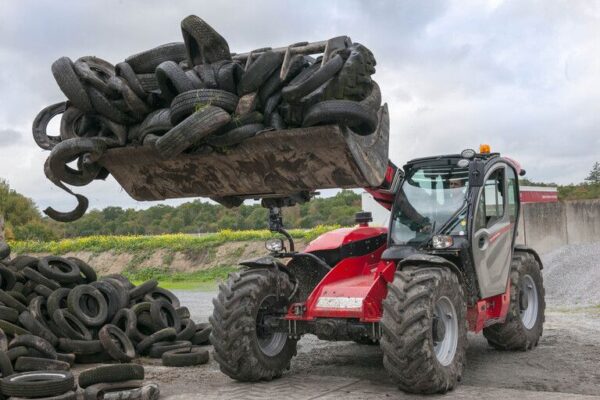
1,0,599,213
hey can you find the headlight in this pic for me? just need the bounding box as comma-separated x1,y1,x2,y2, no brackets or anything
460,149,476,159
265,238,284,252
432,235,454,249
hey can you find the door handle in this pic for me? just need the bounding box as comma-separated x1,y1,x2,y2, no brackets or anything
478,235,487,249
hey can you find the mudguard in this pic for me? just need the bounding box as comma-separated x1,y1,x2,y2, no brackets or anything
240,256,287,271
514,245,544,269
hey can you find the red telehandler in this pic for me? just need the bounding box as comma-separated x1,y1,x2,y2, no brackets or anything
208,146,545,394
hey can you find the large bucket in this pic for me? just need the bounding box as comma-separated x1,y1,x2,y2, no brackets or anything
98,104,389,202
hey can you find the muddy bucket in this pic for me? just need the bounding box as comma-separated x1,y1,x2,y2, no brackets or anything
99,104,389,202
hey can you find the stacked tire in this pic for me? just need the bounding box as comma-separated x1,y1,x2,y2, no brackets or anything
32,14,382,221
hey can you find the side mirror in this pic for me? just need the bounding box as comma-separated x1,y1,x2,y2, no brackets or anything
468,160,486,187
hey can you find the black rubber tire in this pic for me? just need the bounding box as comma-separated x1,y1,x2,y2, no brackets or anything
51,57,93,112
129,279,158,301
57,338,102,355
17,312,58,347
0,306,18,323
170,89,239,124
6,346,28,362
483,252,545,350
191,323,211,346
0,329,7,352
75,352,112,364
32,102,67,151
282,54,344,103
87,86,134,125
38,257,81,284
83,381,146,400
56,352,75,367
143,288,180,309
137,73,160,92
23,267,60,291
126,42,186,74
15,357,70,372
150,300,181,331
73,56,115,96
181,15,231,66
136,109,172,144
175,307,190,320
0,350,13,377
210,268,297,381
0,371,74,398
47,288,70,318
136,327,177,356
162,346,209,367
34,285,53,298
119,77,151,118
115,62,147,99
302,100,377,135
380,267,467,394
206,123,264,147
90,280,120,321
237,51,283,96
28,296,52,325
148,340,191,359
0,289,27,313
110,308,138,342
175,319,196,341
9,256,38,271
155,105,230,158
216,61,243,93
98,325,136,362
78,364,144,389
52,309,92,341
67,284,108,327
0,266,16,292
66,257,96,283
155,61,196,102
8,335,57,360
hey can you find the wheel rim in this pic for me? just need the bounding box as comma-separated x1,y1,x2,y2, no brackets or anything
520,274,538,329
433,296,458,366
256,295,287,357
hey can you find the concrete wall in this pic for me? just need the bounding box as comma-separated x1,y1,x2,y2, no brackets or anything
518,200,600,253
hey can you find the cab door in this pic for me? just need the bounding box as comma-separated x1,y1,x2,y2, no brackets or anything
471,164,515,298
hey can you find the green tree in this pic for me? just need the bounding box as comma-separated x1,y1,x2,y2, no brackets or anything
585,162,600,184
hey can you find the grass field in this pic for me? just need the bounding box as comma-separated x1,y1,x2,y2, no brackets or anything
9,226,339,255
125,265,237,290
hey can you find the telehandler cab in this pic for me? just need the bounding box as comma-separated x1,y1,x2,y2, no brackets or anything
209,146,545,394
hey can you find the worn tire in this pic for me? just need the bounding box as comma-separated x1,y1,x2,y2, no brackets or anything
14,357,70,372
38,257,81,284
0,371,74,398
191,322,211,346
144,288,180,309
155,61,196,102
176,319,196,341
90,280,120,320
87,86,134,125
302,100,377,135
0,350,13,377
136,327,176,356
115,62,147,99
32,102,67,151
237,51,283,95
66,257,96,283
17,312,58,347
67,284,108,327
129,279,158,301
282,54,344,102
135,109,172,144
52,310,92,341
483,252,545,350
57,338,102,355
0,290,27,313
170,89,239,124
148,340,191,359
47,288,70,318
162,346,208,367
380,267,467,394
150,300,180,331
98,325,136,362
181,15,231,66
0,307,18,323
155,105,230,158
126,42,187,74
210,268,297,381
8,335,57,360
78,364,144,388
51,57,93,112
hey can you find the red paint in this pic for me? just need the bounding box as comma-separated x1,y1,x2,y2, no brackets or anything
489,223,513,244
519,189,558,203
467,282,511,332
304,226,387,253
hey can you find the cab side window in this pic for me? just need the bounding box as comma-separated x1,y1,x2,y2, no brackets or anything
474,168,505,230
506,167,518,223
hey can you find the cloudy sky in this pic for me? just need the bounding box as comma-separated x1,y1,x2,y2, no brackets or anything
0,0,598,213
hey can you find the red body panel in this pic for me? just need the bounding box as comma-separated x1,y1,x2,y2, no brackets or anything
287,223,511,332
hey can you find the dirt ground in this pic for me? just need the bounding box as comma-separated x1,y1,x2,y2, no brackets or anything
120,292,600,399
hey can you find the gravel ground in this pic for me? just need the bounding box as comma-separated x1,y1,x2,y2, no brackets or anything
542,243,600,307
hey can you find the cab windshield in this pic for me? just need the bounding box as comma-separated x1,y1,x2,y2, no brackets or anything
390,162,469,245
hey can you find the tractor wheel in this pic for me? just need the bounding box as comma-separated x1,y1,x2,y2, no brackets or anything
483,252,545,350
210,267,297,381
380,267,467,394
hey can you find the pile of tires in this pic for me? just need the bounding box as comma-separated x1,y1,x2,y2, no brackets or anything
0,243,211,398
32,15,381,222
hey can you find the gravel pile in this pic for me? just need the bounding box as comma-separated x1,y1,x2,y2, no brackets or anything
542,243,600,307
